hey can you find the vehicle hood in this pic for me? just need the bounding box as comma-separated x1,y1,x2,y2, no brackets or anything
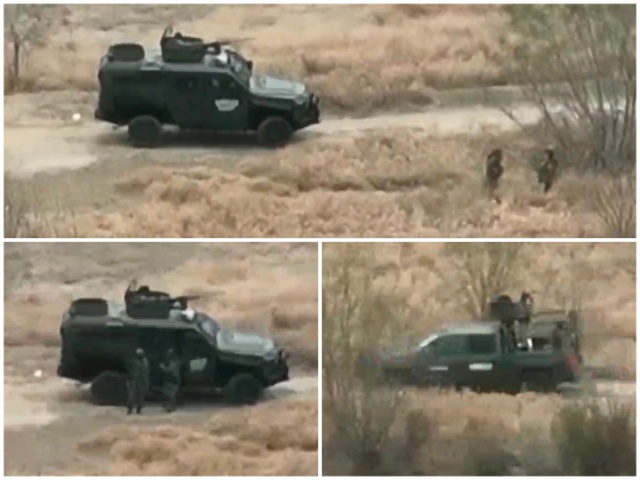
249,74,306,100
216,329,276,357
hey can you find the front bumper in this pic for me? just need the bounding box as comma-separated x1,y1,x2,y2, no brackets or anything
263,349,290,385
295,94,321,129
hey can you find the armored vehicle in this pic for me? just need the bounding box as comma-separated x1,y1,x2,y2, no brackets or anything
95,27,320,148
57,281,289,406
380,321,581,394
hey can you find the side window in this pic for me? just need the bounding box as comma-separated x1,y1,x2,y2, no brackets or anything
181,331,210,358
431,335,467,356
212,75,239,95
468,334,497,355
173,75,199,92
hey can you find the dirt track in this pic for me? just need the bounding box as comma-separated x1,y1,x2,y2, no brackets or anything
5,98,548,177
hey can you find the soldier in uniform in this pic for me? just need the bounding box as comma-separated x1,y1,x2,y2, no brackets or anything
485,148,504,196
537,146,559,193
551,321,565,351
159,348,181,413
126,348,150,415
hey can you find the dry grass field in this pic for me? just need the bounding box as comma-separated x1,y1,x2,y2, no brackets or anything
322,242,636,475
4,242,318,475
5,4,633,239
5,5,514,112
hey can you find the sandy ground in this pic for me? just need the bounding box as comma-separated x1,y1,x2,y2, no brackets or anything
5,346,317,474
4,243,318,475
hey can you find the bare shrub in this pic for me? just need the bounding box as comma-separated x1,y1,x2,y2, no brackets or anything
442,243,525,318
322,244,417,475
591,175,636,238
552,400,636,475
506,5,636,174
4,5,58,92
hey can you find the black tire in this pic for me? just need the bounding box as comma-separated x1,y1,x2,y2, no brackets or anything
128,115,162,148
257,116,292,148
223,373,263,406
90,371,128,406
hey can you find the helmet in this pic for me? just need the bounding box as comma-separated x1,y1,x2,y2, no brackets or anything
136,348,145,357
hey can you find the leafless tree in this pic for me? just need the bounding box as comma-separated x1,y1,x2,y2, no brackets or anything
504,5,635,174
443,243,524,319
322,244,413,475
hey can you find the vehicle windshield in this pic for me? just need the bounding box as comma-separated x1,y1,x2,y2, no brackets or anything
196,312,220,339
417,334,438,351
227,51,251,84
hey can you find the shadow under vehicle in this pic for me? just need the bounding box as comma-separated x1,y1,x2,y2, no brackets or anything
57,281,289,406
94,26,320,148
380,293,582,394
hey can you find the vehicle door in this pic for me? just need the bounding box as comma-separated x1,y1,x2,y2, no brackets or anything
208,72,251,131
179,330,216,387
166,73,212,129
452,333,504,391
416,334,467,388
137,327,178,388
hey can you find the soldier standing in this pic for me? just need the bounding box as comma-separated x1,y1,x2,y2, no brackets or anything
485,148,504,197
127,348,150,415
537,146,559,193
159,348,181,413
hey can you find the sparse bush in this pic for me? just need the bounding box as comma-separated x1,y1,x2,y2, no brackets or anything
552,400,636,475
506,5,636,175
4,175,78,238
4,5,58,93
322,244,416,475
591,176,636,238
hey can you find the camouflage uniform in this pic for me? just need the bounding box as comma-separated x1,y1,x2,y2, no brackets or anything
159,349,181,413
551,323,564,351
127,348,150,415
485,148,504,194
538,147,559,193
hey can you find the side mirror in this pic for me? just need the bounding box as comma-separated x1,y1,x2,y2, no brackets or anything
247,60,253,72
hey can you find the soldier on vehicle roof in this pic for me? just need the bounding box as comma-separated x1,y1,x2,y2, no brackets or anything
126,348,150,415
551,321,564,351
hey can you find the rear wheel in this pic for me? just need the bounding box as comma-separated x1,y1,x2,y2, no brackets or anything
128,115,162,148
223,373,263,405
90,371,128,406
257,117,292,148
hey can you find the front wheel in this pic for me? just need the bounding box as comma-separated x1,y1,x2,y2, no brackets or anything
257,117,293,148
223,373,263,406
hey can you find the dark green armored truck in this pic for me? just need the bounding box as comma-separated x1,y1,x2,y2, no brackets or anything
57,282,289,406
381,321,581,394
95,27,320,148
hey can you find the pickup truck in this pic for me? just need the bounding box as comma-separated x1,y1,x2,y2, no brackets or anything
380,321,581,394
